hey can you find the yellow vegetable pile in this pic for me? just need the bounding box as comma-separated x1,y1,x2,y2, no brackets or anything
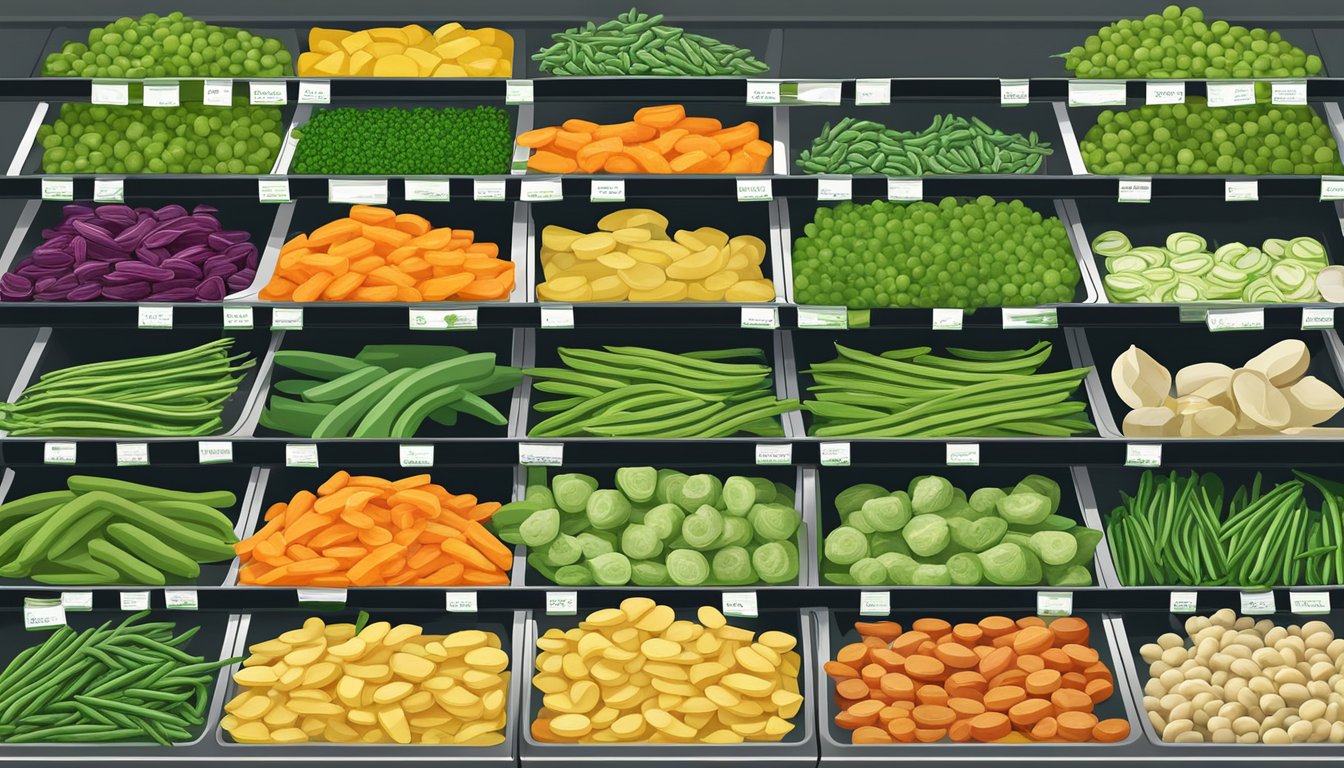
538,209,776,303
298,24,513,78
531,600,803,744
223,616,510,745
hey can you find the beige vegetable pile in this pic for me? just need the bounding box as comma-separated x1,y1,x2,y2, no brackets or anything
1141,609,1344,744
1112,339,1344,437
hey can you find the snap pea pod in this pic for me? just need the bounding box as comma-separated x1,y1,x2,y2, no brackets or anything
798,113,1053,177
534,8,768,76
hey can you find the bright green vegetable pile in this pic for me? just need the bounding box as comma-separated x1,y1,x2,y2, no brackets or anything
533,7,768,76
41,12,293,78
290,107,513,175
0,611,240,744
0,339,253,437
493,467,800,586
38,103,285,175
527,346,798,438
1107,470,1344,587
1094,229,1331,303
260,345,520,439
791,197,1079,309
796,115,1053,177
1080,100,1344,176
0,476,237,586
1059,5,1322,79
823,474,1100,586
802,342,1095,438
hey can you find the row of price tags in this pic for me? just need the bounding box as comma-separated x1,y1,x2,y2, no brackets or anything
1119,176,1344,204
746,79,1031,106
89,80,325,106
24,590,200,628
1068,79,1306,108
1171,591,1330,615
796,306,1057,330
544,591,759,618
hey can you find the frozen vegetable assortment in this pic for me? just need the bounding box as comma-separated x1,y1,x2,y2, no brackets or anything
299,24,512,77
289,106,513,175
41,12,293,78
797,115,1053,177
533,8,768,76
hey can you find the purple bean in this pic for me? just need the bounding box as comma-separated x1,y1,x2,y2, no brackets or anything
134,246,169,266
1,272,32,295
141,227,186,249
192,204,219,215
61,204,95,218
113,218,156,249
187,214,222,231
113,262,176,282
203,259,238,279
94,205,136,224
71,220,120,250
102,282,152,301
211,230,251,247
31,251,73,268
65,283,102,301
174,232,210,248
195,276,227,301
173,244,213,264
155,204,188,220
227,270,254,291
160,258,203,280
74,262,113,282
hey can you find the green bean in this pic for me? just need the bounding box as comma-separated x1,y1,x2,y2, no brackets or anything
534,8,767,76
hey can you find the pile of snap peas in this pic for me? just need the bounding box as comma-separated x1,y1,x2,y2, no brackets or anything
532,8,768,76
796,115,1053,177
0,611,240,744
527,346,798,438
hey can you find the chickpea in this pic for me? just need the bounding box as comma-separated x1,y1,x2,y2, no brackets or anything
1278,683,1310,707
1173,730,1204,743
1287,719,1314,742
1140,643,1163,663
1217,701,1246,720
1232,616,1254,631
1329,721,1344,742
1231,659,1262,680
1231,716,1260,735
1157,633,1185,650
1148,711,1167,732
1236,731,1260,744
1210,728,1236,743
1299,698,1327,721
1310,718,1332,742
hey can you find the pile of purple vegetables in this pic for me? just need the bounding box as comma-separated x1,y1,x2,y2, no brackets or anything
0,204,258,302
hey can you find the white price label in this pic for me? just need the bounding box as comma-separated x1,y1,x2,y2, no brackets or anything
820,441,851,467
474,179,506,201
164,588,198,610
143,81,179,107
1037,591,1074,617
1206,307,1264,332
1289,591,1330,614
797,305,848,329
1206,80,1256,108
1224,180,1259,202
120,591,150,611
223,306,254,329
285,443,319,468
116,442,149,467
445,592,479,612
945,443,980,466
1000,79,1030,106
755,443,792,466
590,179,626,202
257,178,291,203
203,79,233,106
93,178,124,203
740,306,779,330
817,176,852,201
887,178,923,202
1068,80,1127,107
91,81,129,105
329,178,389,205
399,444,434,468
722,592,759,618
546,591,577,615
1271,80,1308,106
137,304,173,329
61,592,93,611
1118,177,1152,203
1241,591,1277,615
855,78,892,106
249,81,287,105
796,81,843,105
44,442,76,465
1302,308,1335,330
271,307,304,330
40,177,74,201
1170,591,1199,613
859,591,890,616
1145,81,1186,105
23,598,65,631
505,79,534,104
298,80,331,104
404,179,452,202
1320,175,1344,201
746,80,781,105
932,308,963,330
297,587,347,604
540,305,574,329
198,441,233,464
518,443,564,467
1125,443,1162,467
736,178,773,202
1002,307,1058,328
408,307,478,330
520,178,563,202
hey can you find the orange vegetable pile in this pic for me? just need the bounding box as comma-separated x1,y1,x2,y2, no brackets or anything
825,616,1132,744
235,471,512,587
518,105,772,175
259,205,514,302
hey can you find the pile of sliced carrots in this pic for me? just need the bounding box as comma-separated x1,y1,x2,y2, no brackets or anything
235,471,512,587
259,205,513,302
519,104,772,174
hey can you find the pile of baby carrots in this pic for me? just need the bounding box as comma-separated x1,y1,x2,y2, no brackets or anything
235,471,513,586
519,104,772,174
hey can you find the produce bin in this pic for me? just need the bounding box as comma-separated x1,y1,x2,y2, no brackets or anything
1,325,275,438
812,607,1142,765
1072,325,1344,439
30,25,304,78
212,608,523,764
238,326,527,439
525,196,787,306
522,23,779,80
812,466,1106,589
509,464,816,588
519,606,818,766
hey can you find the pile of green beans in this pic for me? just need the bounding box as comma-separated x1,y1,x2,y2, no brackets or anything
0,338,253,437
526,346,798,438
802,342,1095,437
1107,470,1344,588
0,611,240,744
796,115,1053,177
532,8,769,76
